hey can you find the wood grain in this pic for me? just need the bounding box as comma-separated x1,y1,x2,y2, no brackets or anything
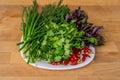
0,0,120,6
0,0,120,80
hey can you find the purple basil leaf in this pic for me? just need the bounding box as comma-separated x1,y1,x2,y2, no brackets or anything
76,7,81,17
86,33,92,37
92,26,104,35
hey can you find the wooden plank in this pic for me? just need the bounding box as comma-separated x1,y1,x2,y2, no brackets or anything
0,0,120,6
0,5,120,80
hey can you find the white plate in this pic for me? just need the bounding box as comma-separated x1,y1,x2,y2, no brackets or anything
20,38,95,70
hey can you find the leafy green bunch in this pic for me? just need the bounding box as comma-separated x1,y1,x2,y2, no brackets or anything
17,0,103,63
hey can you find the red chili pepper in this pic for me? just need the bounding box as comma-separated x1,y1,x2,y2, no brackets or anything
63,59,70,65
51,62,58,65
70,57,74,61
82,56,86,62
82,54,90,58
71,54,80,60
83,47,92,54
70,60,78,65
82,54,91,62
86,47,92,52
69,53,81,65
60,60,63,64
72,48,80,54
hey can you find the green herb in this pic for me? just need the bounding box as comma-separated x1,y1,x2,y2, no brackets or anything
17,0,71,63
17,0,104,64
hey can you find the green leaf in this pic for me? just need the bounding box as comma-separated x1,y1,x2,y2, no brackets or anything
47,30,54,36
64,43,71,56
41,36,47,46
54,56,62,62
80,41,85,49
54,47,63,55
62,55,69,60
70,20,76,24
49,55,54,63
40,53,48,60
77,31,85,37
81,18,86,24
57,0,63,7
87,37,98,45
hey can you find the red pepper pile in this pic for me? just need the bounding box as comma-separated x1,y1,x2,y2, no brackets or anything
51,47,92,65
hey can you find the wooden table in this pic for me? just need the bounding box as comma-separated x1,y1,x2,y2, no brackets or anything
0,0,120,80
